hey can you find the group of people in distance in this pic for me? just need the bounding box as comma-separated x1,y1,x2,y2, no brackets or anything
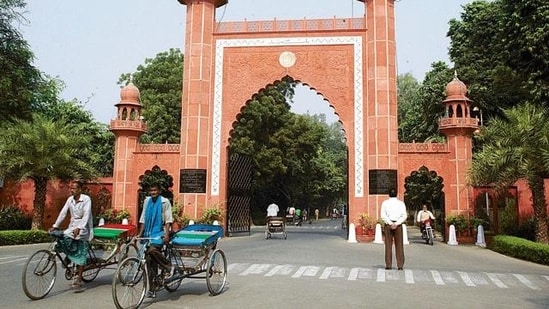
49,181,174,298
266,202,318,226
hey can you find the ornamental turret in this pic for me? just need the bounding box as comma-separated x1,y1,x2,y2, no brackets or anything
109,82,147,135
438,73,479,135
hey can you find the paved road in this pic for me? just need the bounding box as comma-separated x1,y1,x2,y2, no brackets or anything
2,219,549,308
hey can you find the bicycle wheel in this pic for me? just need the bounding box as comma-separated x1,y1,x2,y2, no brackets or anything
82,265,100,282
165,248,182,292
112,257,147,309
428,229,434,246
119,242,139,261
22,249,57,300
206,248,227,296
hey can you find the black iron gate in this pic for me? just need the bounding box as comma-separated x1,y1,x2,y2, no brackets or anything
227,152,253,236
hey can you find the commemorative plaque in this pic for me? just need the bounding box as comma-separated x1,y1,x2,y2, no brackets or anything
180,169,207,193
368,169,397,195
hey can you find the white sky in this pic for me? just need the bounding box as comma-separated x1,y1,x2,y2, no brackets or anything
18,0,472,124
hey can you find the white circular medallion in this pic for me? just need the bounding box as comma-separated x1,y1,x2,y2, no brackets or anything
279,51,296,68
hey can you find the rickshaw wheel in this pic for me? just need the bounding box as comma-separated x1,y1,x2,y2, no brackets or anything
82,266,100,282
112,257,147,309
165,277,182,292
22,249,57,300
206,249,227,295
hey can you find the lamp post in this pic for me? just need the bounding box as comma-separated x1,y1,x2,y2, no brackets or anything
472,106,483,126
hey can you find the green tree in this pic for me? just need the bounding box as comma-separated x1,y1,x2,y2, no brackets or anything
447,0,544,123
118,48,183,143
397,73,421,142
0,114,98,229
469,103,549,244
35,77,115,176
0,0,43,123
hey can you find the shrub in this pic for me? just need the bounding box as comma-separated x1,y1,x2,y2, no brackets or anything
199,203,224,224
0,205,31,230
491,235,549,266
0,230,51,246
446,214,468,234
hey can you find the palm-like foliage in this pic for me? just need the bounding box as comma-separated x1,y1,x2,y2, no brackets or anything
469,103,549,243
0,114,98,229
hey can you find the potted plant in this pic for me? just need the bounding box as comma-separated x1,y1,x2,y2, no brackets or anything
115,209,131,224
357,213,375,237
199,202,225,225
171,202,192,230
446,214,468,235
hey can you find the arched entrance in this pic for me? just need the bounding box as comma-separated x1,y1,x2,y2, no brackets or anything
177,0,398,228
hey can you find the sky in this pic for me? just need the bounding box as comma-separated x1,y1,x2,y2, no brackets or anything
18,0,473,124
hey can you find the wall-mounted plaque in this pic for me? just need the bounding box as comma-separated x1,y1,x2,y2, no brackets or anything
368,169,397,195
180,169,207,193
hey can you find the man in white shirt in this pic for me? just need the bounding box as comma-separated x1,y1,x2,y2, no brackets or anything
266,202,279,217
380,188,407,270
417,204,435,238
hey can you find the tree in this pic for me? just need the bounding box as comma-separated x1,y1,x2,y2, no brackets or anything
35,77,115,176
469,102,549,244
447,0,545,123
0,114,98,229
0,0,43,123
118,48,183,143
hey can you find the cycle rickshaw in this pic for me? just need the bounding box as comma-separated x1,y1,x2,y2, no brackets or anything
22,224,138,300
112,224,227,309
265,216,287,239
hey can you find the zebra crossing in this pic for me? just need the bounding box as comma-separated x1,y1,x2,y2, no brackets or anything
228,262,549,290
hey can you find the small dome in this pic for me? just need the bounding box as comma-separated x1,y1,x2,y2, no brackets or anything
444,72,471,102
120,82,140,104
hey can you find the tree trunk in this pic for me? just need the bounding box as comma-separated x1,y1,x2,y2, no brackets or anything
528,176,548,244
31,177,48,230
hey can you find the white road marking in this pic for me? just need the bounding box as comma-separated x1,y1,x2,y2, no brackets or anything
513,274,540,290
239,264,273,276
430,270,445,285
292,266,320,278
348,267,360,281
319,267,333,279
457,271,476,287
405,269,414,284
485,273,508,288
376,268,386,282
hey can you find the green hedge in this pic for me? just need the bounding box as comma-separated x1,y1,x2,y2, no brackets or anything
0,230,51,246
491,235,549,266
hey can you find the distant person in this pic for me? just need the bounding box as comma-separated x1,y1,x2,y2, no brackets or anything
380,188,407,270
295,208,302,226
49,180,94,291
315,208,320,221
266,202,279,217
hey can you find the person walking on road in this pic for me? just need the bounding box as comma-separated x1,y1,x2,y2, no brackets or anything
380,188,407,270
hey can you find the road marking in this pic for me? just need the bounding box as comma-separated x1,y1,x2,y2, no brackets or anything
265,264,294,276
457,271,476,287
0,257,28,265
513,274,540,290
239,264,273,276
348,267,360,281
405,269,414,284
319,267,333,279
376,268,385,282
292,266,320,278
430,270,445,285
485,273,508,288
543,275,549,282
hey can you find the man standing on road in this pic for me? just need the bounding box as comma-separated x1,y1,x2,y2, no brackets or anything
380,188,407,270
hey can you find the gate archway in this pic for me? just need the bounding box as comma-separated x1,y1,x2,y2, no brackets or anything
176,0,399,228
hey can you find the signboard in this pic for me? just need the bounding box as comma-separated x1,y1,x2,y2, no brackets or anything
180,169,207,193
368,169,397,195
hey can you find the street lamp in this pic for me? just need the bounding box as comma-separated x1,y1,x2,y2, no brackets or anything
472,106,483,126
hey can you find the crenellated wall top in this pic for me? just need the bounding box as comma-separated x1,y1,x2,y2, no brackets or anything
215,17,366,34
398,143,448,153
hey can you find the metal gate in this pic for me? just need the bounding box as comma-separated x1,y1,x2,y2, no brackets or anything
227,152,253,236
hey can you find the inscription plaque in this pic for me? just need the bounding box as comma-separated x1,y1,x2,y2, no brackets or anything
180,169,207,193
368,169,397,195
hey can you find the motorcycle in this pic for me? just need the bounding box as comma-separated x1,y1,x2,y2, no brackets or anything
421,220,435,246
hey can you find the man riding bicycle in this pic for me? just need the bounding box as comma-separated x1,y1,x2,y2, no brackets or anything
417,204,435,239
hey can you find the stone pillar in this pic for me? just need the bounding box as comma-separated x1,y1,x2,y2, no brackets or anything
177,0,227,215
